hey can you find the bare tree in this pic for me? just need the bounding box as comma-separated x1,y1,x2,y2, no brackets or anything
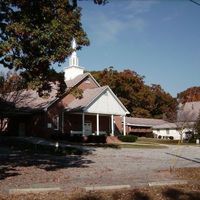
0,72,25,133
176,103,196,143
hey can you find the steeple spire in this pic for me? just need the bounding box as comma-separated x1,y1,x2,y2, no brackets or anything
64,38,84,82
69,38,79,67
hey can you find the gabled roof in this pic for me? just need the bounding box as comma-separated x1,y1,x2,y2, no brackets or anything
126,117,167,127
5,87,58,111
65,73,100,89
66,86,107,112
1,73,100,112
66,86,129,115
177,101,200,122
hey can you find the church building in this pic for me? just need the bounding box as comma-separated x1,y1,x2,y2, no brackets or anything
5,40,129,138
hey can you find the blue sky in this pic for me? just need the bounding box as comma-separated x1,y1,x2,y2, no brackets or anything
58,0,200,97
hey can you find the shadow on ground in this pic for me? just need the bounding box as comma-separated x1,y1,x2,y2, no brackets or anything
166,153,200,164
163,187,200,200
0,146,95,181
69,187,200,200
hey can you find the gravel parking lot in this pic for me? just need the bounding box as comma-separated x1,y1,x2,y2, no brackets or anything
0,145,200,194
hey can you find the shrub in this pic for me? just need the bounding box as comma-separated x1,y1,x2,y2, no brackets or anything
66,135,85,143
118,135,138,143
169,136,174,140
87,135,106,143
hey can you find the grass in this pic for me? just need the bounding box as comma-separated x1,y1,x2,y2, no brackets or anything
118,143,168,149
82,142,167,149
137,137,200,146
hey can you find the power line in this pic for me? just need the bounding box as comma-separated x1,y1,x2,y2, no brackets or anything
190,0,200,6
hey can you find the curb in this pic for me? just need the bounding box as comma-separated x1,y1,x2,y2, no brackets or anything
84,185,131,191
148,180,188,187
9,187,61,194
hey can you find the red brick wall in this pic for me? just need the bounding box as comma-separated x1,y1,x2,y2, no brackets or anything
47,75,99,128
64,113,110,134
114,116,122,134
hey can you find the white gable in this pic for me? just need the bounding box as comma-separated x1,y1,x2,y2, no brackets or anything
85,88,128,116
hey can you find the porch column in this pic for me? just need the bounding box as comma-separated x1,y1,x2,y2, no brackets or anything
82,113,85,136
96,113,99,136
123,115,126,136
111,114,114,136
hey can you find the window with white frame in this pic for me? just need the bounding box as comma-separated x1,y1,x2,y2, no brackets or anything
53,115,59,130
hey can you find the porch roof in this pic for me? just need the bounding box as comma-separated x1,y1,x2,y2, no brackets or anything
65,86,129,116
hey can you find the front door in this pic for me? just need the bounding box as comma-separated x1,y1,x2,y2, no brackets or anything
84,122,92,135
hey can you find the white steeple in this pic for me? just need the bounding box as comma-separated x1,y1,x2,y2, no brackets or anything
69,38,79,67
64,38,84,82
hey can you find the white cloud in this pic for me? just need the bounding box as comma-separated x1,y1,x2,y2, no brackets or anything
86,14,146,45
83,1,158,45
125,0,159,16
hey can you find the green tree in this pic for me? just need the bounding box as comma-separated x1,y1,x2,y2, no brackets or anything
0,0,90,94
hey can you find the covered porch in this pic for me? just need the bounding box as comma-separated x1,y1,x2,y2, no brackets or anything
63,86,129,136
63,112,127,136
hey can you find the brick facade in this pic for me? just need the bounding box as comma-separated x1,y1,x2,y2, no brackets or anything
6,74,127,138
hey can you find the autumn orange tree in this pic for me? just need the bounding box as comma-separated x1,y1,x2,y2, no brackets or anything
177,87,200,103
91,68,177,120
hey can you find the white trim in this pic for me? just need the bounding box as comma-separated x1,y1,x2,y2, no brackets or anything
87,73,101,87
84,86,129,115
126,123,153,127
96,113,99,136
106,87,130,114
123,115,126,136
111,115,114,136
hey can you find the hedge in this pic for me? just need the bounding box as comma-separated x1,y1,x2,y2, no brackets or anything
118,135,138,143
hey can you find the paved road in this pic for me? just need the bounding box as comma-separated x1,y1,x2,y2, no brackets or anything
0,145,199,193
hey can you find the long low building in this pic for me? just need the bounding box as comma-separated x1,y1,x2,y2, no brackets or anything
152,122,194,140
125,112,198,140
125,117,166,137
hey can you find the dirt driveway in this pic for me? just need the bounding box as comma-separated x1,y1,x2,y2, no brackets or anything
0,145,200,194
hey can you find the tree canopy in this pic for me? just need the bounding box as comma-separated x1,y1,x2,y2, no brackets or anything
0,0,90,93
91,68,177,120
177,87,200,103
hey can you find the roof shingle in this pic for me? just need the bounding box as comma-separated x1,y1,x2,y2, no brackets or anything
126,117,167,127
66,86,107,112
